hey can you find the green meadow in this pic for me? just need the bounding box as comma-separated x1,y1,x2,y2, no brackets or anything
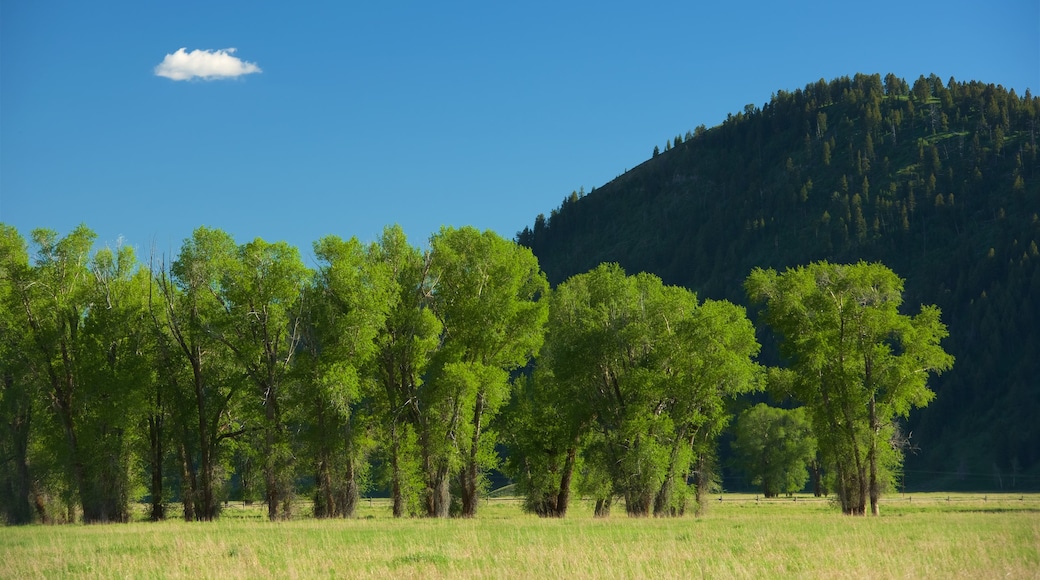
1,494,1037,579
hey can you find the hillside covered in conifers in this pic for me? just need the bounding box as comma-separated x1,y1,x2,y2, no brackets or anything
518,73,1040,490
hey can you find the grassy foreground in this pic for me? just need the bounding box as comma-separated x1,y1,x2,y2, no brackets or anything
1,493,1037,579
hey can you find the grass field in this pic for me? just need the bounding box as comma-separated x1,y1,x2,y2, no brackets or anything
1,493,1038,579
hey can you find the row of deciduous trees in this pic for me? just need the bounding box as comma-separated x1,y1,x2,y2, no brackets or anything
0,223,951,523
503,264,762,517
0,223,548,523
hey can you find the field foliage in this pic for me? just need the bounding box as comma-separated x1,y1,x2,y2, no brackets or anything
1,493,1037,578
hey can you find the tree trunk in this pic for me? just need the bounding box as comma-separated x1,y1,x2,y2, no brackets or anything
3,437,35,525
810,457,824,497
390,422,405,517
190,357,218,521
54,325,117,524
653,474,675,516
147,410,165,521
521,458,549,516
423,454,435,517
264,455,280,520
654,431,687,517
594,496,612,518
3,375,36,524
868,396,881,516
856,459,868,515
54,398,92,522
458,469,477,518
626,491,652,517
263,386,290,521
314,457,334,518
553,446,578,518
693,459,704,511
313,402,336,518
30,481,49,523
459,391,486,518
841,406,867,515
431,464,451,518
341,456,360,517
834,454,852,514
763,483,777,499
178,440,197,522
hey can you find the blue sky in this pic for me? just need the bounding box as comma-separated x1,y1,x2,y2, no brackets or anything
2,1,1037,261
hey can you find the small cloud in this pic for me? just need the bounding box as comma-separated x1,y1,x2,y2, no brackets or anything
155,48,262,81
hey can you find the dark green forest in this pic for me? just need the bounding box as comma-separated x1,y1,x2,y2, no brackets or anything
518,73,1040,491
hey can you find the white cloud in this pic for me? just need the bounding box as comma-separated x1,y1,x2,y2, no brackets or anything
154,48,262,81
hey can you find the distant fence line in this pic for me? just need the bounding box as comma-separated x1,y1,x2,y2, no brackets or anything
194,492,1039,512
720,470,1040,493
702,493,1040,505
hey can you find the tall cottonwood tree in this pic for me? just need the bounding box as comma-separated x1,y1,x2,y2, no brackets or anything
369,225,442,517
294,235,392,518
156,227,244,521
651,298,762,515
216,237,309,520
142,285,179,522
426,226,549,517
6,225,151,523
502,267,609,518
16,226,98,521
746,261,953,515
77,243,154,522
502,367,586,517
523,264,671,516
0,226,38,524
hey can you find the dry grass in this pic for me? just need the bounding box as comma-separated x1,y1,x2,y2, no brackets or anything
1,493,1038,579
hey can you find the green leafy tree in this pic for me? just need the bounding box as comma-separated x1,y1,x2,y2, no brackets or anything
215,237,309,520
585,266,679,516
512,264,759,517
0,225,39,524
5,225,151,522
294,235,392,517
76,242,154,521
369,225,442,517
502,272,613,518
526,263,636,516
156,227,244,520
501,369,585,517
425,226,549,517
746,261,953,514
731,404,816,497
16,226,99,521
652,298,762,515
141,284,181,522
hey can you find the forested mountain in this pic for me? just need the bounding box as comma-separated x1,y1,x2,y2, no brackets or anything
518,73,1040,490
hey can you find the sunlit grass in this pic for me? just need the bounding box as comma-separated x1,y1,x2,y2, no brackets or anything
1,493,1037,578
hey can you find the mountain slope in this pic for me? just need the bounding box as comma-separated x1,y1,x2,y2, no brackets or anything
519,73,1040,490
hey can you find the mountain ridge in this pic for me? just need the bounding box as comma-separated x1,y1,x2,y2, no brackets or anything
518,72,1040,490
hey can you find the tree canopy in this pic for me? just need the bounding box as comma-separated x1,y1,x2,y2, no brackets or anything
504,264,761,517
731,403,816,498
747,261,953,514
